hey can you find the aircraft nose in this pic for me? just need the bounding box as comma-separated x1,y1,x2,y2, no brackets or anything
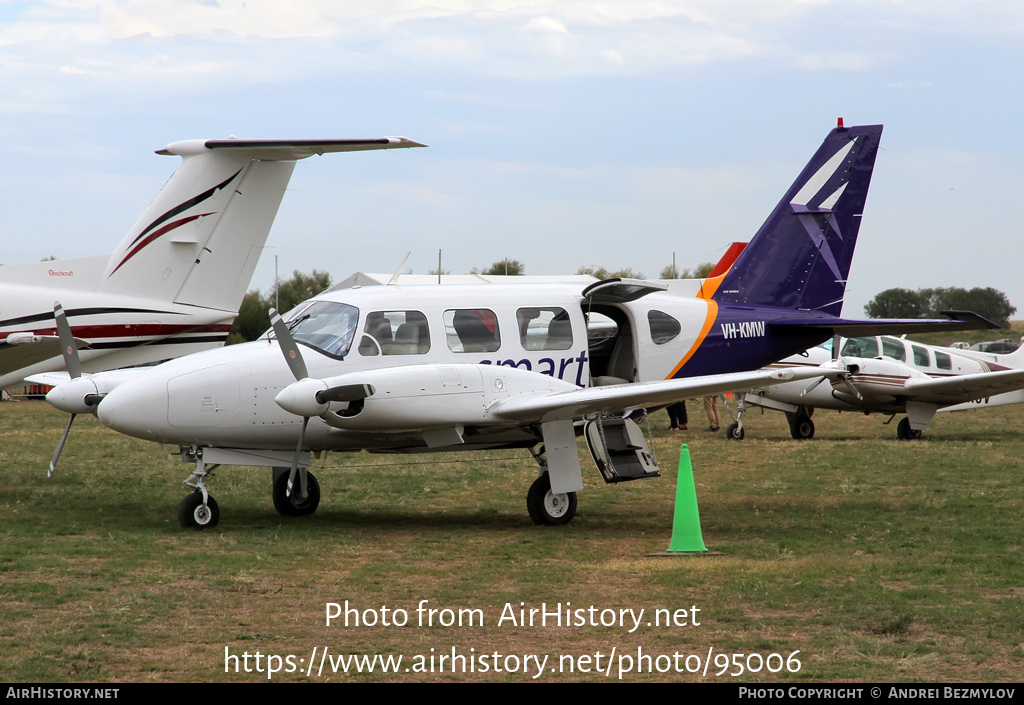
96,377,168,440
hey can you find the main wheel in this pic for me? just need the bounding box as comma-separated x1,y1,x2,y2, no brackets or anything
725,422,745,440
178,492,220,529
789,414,815,440
273,471,321,517
526,474,577,526
897,417,923,441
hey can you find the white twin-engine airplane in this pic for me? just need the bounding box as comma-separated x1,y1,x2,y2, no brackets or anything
0,136,425,391
733,335,1024,441
42,122,994,529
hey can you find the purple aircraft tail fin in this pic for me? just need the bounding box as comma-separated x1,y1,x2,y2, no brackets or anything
706,123,883,316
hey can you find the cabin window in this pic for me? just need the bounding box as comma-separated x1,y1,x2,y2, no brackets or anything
841,337,879,359
288,301,359,359
444,309,501,353
881,337,906,362
935,351,953,371
648,310,681,345
516,308,573,351
912,345,931,367
358,310,430,356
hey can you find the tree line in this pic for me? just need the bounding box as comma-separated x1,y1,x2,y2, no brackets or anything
864,287,1016,328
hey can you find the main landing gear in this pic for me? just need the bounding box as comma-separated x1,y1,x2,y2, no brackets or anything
526,445,578,526
896,417,923,441
176,447,324,529
725,397,746,440
272,469,321,517
786,409,815,440
526,473,577,526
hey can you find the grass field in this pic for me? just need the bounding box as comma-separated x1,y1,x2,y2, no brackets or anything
1,399,1022,683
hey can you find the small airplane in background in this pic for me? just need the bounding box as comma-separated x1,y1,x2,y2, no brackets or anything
732,334,1024,440
1,136,425,391
41,121,995,528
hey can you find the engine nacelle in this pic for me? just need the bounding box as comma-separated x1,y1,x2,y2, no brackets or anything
46,369,148,415
274,378,331,418
830,356,925,401
306,364,578,432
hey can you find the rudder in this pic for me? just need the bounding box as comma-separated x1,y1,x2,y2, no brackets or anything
707,123,883,316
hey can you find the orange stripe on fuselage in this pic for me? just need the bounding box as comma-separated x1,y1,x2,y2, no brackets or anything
666,298,718,379
696,271,727,301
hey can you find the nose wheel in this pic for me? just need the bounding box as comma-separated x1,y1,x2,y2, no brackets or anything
178,492,220,529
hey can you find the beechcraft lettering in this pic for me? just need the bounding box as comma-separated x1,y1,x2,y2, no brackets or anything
720,321,766,340
39,121,995,529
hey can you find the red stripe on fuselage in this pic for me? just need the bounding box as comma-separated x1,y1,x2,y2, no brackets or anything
10,323,233,340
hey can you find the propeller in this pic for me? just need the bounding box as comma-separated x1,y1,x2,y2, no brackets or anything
269,309,374,500
268,309,314,499
48,302,82,477
801,334,863,400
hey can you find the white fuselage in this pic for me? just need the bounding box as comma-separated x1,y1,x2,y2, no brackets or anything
94,283,724,451
747,335,1023,415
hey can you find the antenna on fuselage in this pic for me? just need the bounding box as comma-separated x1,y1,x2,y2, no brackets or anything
387,252,411,285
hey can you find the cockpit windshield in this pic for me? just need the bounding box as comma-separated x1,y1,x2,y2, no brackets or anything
285,301,359,358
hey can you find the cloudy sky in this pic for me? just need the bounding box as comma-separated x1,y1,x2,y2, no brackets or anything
1,0,1022,317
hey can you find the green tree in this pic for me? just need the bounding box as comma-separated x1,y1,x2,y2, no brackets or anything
930,287,1016,327
226,269,334,344
577,265,645,279
273,269,332,314
864,288,927,318
474,258,525,276
660,261,714,279
865,286,1016,327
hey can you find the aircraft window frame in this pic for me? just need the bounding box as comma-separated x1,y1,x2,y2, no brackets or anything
444,309,501,353
840,337,879,359
935,351,953,371
287,301,360,360
648,310,682,345
881,337,906,362
912,345,931,368
357,310,431,356
516,307,573,351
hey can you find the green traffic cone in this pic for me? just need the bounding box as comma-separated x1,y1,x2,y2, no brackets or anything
668,444,710,553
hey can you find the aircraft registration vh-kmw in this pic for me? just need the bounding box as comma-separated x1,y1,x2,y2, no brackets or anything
0,136,425,391
42,121,995,529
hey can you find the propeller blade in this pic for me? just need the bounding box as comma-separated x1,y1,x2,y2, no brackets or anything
270,308,309,381
316,383,375,404
831,333,841,362
53,302,82,380
801,376,826,397
48,413,76,477
840,375,864,401
286,416,310,499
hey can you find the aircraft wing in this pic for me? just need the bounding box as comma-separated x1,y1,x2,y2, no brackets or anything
489,367,830,423
23,371,73,387
0,335,90,381
902,369,1024,406
769,310,996,337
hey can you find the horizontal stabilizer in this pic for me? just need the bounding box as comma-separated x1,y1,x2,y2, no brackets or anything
157,137,427,159
768,310,996,338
